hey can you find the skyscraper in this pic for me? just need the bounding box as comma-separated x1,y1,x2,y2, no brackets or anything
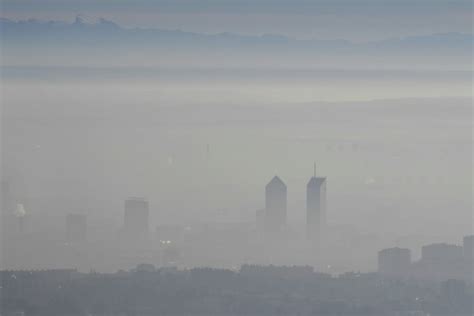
306,165,326,242
421,243,463,264
124,197,149,237
265,176,287,234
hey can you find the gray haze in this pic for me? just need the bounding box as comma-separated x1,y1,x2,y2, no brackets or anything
1,3,473,315
0,7,472,275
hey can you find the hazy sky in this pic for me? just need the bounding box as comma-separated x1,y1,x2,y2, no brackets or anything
1,0,472,40
1,0,472,273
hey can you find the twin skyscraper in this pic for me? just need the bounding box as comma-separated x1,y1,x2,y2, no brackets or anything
263,166,326,243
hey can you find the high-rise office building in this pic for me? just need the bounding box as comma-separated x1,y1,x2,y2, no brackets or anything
124,197,149,236
421,243,463,264
264,176,287,234
378,247,411,277
306,166,326,241
66,213,87,242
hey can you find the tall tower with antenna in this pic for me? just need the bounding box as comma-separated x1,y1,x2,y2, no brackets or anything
306,163,327,243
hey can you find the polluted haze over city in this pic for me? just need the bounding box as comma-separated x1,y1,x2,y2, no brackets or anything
0,1,473,315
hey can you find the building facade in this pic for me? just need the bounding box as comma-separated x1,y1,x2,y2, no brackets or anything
306,176,326,242
264,176,287,235
378,247,411,277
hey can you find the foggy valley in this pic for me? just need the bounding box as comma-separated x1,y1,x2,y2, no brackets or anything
0,1,472,315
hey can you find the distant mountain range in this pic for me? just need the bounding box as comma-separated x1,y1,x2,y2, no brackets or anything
1,17,472,69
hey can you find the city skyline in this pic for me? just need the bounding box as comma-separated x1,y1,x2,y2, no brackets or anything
1,1,471,315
